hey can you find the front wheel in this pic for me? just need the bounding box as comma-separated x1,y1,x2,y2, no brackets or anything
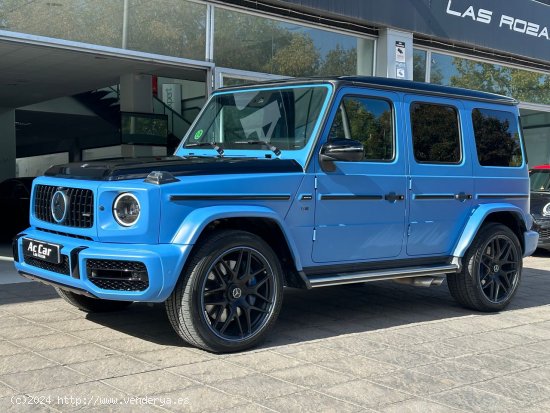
447,223,522,312
165,230,284,353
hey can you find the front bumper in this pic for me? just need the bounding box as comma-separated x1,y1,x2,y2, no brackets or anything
13,228,192,302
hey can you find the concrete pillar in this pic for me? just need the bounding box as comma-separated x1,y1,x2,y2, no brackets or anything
119,74,153,113
375,28,414,80
0,108,16,180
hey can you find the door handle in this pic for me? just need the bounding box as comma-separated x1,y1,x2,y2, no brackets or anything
455,192,473,202
385,192,405,202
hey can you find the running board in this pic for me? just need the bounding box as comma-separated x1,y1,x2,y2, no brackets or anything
307,264,459,288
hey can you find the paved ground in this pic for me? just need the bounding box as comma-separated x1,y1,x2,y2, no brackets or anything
0,251,550,412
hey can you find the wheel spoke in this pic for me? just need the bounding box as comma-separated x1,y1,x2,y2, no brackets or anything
499,242,512,261
219,307,236,334
493,282,500,301
235,309,244,337
212,306,226,329
243,306,252,335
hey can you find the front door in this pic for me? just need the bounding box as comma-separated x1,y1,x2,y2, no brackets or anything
404,96,474,256
312,88,407,263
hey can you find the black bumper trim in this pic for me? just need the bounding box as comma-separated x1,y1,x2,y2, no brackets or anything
18,271,97,298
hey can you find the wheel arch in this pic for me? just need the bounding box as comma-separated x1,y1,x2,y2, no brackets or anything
452,203,528,258
171,206,309,289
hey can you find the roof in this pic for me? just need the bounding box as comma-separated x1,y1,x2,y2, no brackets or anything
220,76,518,106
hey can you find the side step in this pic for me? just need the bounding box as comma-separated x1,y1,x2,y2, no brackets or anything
307,264,459,288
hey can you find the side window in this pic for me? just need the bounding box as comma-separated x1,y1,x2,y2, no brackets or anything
472,108,523,167
410,103,461,164
328,96,394,161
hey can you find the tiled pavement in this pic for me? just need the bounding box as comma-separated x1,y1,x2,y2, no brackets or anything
0,252,549,412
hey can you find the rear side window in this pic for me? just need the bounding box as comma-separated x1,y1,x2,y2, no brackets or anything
472,108,523,167
410,103,461,164
328,96,394,161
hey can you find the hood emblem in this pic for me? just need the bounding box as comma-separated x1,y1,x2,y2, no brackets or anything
51,190,69,223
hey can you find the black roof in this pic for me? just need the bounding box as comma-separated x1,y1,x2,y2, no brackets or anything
220,76,518,106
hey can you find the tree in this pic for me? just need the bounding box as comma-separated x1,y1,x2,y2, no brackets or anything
319,44,357,76
268,33,320,77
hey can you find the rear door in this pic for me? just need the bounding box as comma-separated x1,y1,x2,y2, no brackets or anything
404,96,474,256
312,88,407,263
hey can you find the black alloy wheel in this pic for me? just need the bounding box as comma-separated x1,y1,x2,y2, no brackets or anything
166,230,283,353
478,234,520,304
200,246,277,341
447,223,523,312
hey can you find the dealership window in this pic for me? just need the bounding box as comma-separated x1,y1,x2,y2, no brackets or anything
413,49,427,82
329,97,394,161
125,0,206,60
410,103,461,164
472,109,523,167
0,0,206,61
0,0,124,47
429,52,550,105
213,8,374,77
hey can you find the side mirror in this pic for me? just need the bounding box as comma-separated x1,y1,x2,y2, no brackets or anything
319,139,364,172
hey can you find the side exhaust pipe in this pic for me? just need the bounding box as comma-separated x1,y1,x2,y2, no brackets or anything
393,276,445,288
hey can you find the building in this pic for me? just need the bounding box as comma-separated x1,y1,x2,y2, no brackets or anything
1,0,550,181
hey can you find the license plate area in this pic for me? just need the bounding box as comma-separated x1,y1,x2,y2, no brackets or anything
22,238,61,264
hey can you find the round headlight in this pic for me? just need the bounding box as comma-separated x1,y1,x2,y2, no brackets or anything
113,193,141,227
543,203,550,217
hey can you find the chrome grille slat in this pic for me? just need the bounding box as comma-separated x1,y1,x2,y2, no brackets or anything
34,185,94,228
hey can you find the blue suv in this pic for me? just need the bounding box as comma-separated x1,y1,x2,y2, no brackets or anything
14,77,539,352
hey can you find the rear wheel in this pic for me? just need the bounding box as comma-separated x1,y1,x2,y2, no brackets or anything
166,230,283,353
447,223,522,312
56,288,133,312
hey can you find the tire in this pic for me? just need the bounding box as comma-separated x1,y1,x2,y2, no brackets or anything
165,230,284,353
56,288,133,313
447,223,522,312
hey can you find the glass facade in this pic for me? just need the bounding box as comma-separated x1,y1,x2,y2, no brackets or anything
0,0,206,60
429,53,550,106
214,8,374,77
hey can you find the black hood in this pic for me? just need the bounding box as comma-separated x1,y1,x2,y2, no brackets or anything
44,156,304,181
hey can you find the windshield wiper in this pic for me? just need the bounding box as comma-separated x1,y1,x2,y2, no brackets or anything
185,142,224,157
233,141,282,157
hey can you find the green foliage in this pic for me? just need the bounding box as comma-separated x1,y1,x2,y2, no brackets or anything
329,98,393,160
411,104,460,163
472,109,522,167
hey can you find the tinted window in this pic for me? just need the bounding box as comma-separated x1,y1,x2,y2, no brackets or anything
410,103,461,164
472,109,523,167
530,170,550,192
328,97,394,161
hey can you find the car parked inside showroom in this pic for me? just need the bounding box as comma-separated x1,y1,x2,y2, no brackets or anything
530,164,550,250
13,77,538,352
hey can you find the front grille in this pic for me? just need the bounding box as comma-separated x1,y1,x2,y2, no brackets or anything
36,227,93,241
24,254,70,275
34,185,94,228
539,228,550,239
86,259,149,291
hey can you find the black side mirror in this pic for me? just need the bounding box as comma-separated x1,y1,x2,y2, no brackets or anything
319,139,364,172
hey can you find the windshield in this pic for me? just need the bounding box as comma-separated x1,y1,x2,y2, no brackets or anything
530,169,550,192
183,86,328,151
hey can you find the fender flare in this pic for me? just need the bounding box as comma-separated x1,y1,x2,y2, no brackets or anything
170,205,304,271
452,203,528,258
